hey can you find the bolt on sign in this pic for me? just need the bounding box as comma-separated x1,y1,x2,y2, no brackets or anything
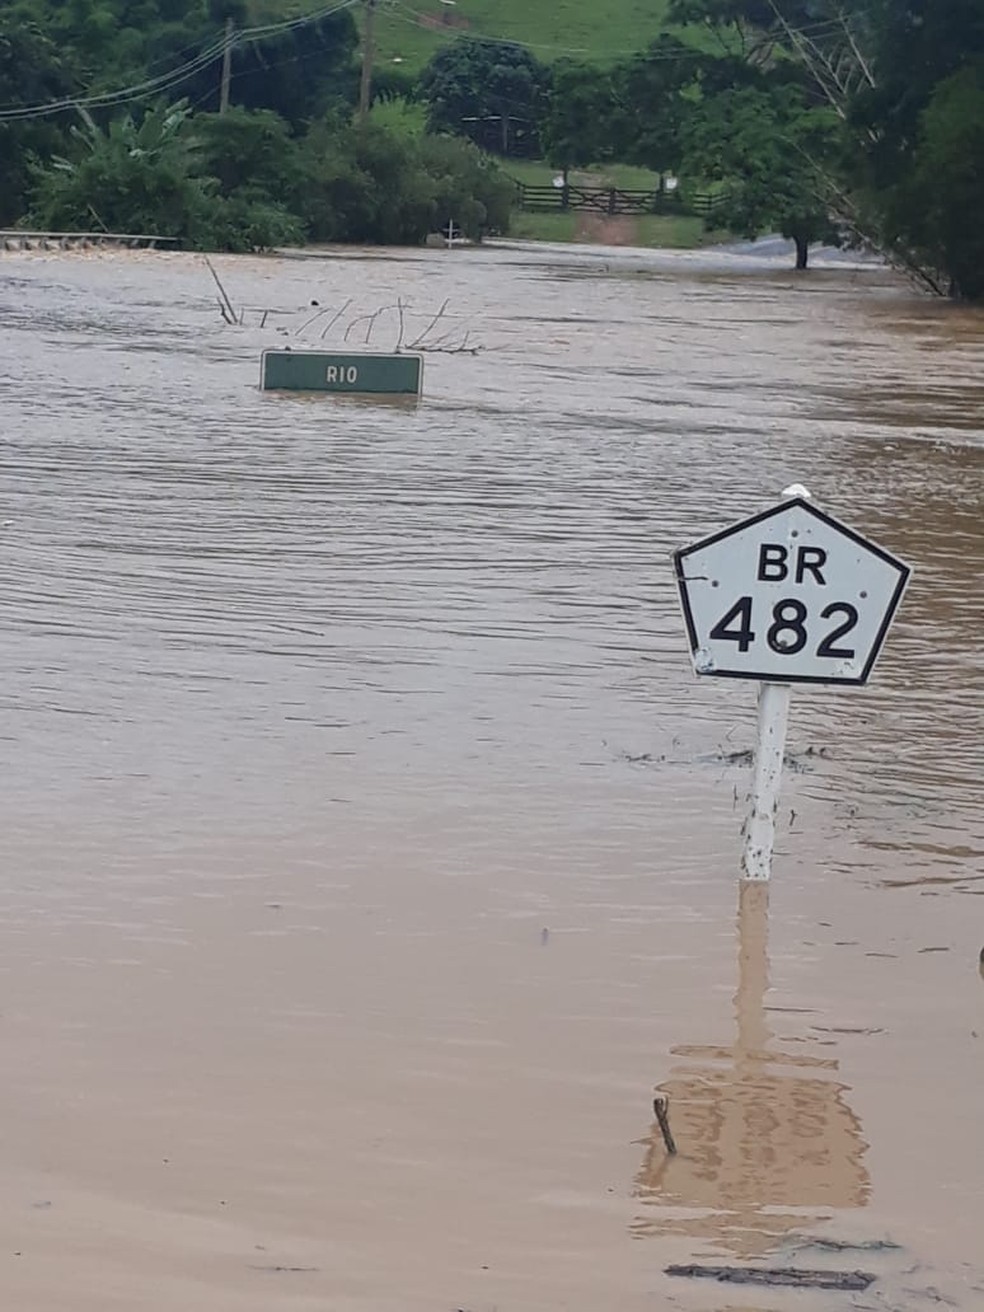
260,350,423,397
673,496,910,686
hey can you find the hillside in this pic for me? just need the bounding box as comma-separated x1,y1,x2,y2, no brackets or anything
365,0,673,74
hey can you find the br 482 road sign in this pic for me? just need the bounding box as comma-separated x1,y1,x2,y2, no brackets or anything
673,496,911,686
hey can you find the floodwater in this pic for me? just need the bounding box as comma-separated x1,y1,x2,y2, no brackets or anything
0,239,982,1312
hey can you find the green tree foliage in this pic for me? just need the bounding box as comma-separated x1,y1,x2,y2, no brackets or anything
17,0,213,90
192,107,307,252
418,39,550,155
540,61,617,176
536,38,695,180
672,0,984,295
848,0,984,295
298,119,514,244
612,35,694,176
28,101,216,239
195,106,301,199
3,0,358,123
26,98,513,251
874,65,984,300
415,132,515,239
217,12,359,127
29,101,305,250
681,77,842,267
0,19,77,224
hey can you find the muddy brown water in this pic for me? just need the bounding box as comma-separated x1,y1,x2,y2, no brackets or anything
0,241,982,1312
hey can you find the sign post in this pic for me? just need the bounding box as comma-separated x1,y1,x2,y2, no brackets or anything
673,486,911,880
742,682,792,881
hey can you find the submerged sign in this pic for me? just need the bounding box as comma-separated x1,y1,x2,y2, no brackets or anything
260,350,422,396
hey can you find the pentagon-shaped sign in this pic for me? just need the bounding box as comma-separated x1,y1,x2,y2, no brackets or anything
674,497,911,685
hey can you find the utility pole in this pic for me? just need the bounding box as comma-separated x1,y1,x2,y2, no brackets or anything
358,0,377,125
219,15,234,114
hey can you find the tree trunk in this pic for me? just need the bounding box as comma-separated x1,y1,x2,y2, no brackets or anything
794,235,809,270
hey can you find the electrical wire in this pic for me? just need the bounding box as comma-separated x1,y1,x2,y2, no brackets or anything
0,0,861,122
0,0,361,121
390,2,856,61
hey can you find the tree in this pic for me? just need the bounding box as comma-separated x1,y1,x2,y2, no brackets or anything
417,39,550,156
0,18,78,224
681,78,842,267
218,10,359,126
612,35,694,177
415,133,514,238
540,61,618,179
193,107,306,252
671,0,984,297
875,66,984,299
28,100,215,238
27,100,304,250
194,106,301,199
298,117,513,245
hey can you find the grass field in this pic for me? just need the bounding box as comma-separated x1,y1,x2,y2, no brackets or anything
505,159,662,189
367,0,673,74
506,210,730,249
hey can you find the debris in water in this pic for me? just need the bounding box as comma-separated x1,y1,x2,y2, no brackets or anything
665,1264,876,1291
652,1095,677,1156
248,1264,320,1273
792,1235,902,1253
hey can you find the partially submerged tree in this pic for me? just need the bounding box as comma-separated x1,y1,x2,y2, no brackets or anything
681,78,842,267
672,0,984,297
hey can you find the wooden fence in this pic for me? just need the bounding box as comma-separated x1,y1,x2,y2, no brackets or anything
512,183,728,220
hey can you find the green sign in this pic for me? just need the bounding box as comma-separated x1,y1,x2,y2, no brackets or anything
260,350,422,396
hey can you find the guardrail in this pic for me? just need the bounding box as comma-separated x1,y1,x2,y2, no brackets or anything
0,230,180,251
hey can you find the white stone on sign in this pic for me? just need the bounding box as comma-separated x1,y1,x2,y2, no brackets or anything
673,497,911,685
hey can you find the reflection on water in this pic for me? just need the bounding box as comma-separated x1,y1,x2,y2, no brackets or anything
634,882,869,1256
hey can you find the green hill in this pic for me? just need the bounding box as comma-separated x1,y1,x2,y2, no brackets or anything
365,0,673,74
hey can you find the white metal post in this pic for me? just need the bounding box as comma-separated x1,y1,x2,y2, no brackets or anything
740,680,791,881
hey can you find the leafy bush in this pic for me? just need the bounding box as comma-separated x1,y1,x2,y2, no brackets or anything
415,133,514,239
298,118,512,245
29,102,215,238
26,96,511,250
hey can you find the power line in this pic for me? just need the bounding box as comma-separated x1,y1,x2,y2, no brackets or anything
0,0,863,122
389,2,857,61
0,0,360,122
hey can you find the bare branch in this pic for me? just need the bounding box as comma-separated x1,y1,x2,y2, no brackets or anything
203,254,237,324
407,297,451,349
296,301,332,335
319,297,353,340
